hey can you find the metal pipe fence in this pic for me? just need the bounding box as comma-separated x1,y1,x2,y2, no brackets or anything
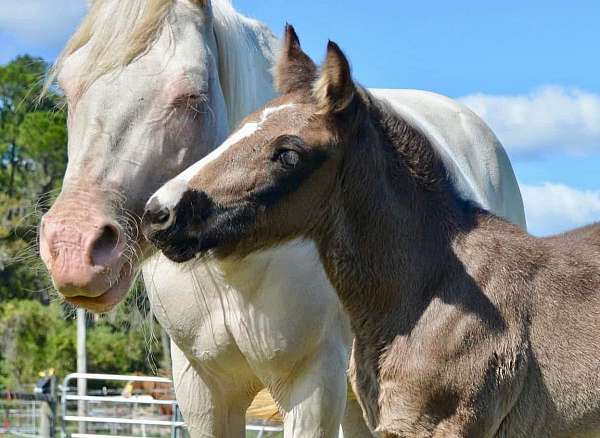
0,390,55,437
61,373,183,438
60,373,283,438
2,374,283,437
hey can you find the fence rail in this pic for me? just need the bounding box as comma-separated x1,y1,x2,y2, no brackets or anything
60,372,283,438
3,373,284,438
61,373,182,438
1,390,55,438
0,392,53,402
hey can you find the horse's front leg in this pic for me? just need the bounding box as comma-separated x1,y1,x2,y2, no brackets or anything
170,343,253,438
274,341,348,437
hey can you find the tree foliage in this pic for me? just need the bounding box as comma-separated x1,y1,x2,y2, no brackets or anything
0,56,167,388
0,300,75,389
0,299,163,389
0,55,67,302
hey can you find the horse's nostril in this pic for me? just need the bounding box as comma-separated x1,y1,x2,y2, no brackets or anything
91,225,121,267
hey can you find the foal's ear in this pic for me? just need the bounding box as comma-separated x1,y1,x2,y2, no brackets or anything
190,0,209,7
276,24,317,94
314,41,356,114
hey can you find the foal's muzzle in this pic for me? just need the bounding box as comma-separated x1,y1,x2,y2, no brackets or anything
141,189,216,263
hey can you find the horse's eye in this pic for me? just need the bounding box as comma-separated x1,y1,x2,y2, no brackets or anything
277,149,301,169
173,94,202,107
182,94,202,106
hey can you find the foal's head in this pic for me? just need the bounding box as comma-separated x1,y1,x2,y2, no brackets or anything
143,25,373,261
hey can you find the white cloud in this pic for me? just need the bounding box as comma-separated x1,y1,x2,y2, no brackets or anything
520,182,600,236
0,0,87,47
459,86,600,157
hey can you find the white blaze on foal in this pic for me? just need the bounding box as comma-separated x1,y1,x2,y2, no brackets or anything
150,103,296,211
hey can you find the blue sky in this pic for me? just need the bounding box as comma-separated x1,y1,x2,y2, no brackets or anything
1,0,599,235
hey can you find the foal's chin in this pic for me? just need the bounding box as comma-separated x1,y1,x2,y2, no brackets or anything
160,243,201,263
157,236,221,263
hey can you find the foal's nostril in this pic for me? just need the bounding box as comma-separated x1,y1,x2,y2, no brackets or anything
144,198,174,231
153,208,171,224
91,225,121,267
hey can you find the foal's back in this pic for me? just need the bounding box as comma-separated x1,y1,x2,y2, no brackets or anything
533,222,600,434
462,217,600,436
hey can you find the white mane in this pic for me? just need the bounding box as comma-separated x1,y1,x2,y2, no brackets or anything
46,0,278,128
210,1,278,127
47,0,177,98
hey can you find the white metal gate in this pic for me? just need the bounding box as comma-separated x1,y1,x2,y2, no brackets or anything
61,373,183,438
60,373,283,438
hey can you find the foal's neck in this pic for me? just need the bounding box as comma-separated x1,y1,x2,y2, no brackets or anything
319,96,472,340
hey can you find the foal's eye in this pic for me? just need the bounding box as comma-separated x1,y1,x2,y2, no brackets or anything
276,149,302,169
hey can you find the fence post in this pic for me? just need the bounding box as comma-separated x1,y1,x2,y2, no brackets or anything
40,398,52,438
38,376,57,438
77,308,87,435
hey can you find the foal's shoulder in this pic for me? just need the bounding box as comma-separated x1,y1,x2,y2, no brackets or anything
453,212,551,301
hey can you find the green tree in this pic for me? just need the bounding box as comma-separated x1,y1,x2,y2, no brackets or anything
0,56,168,389
0,56,67,302
88,325,162,375
0,299,164,389
0,300,75,389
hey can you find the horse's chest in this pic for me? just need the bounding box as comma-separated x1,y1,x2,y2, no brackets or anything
142,249,343,375
143,257,243,367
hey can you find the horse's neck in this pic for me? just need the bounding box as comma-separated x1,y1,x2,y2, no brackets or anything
319,106,467,340
210,0,278,129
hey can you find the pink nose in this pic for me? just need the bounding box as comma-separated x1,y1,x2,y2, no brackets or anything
40,215,126,298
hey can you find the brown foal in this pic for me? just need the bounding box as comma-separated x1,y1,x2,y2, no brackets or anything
143,26,600,437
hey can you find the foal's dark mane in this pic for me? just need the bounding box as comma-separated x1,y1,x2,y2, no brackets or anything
351,88,481,232
366,91,449,191
315,86,493,337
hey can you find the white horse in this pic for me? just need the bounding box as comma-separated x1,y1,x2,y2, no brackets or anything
39,1,526,436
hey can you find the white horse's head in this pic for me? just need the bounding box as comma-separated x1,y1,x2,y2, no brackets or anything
39,0,276,312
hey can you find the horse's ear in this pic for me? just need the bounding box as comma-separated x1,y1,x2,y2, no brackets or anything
276,24,317,94
314,41,356,114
